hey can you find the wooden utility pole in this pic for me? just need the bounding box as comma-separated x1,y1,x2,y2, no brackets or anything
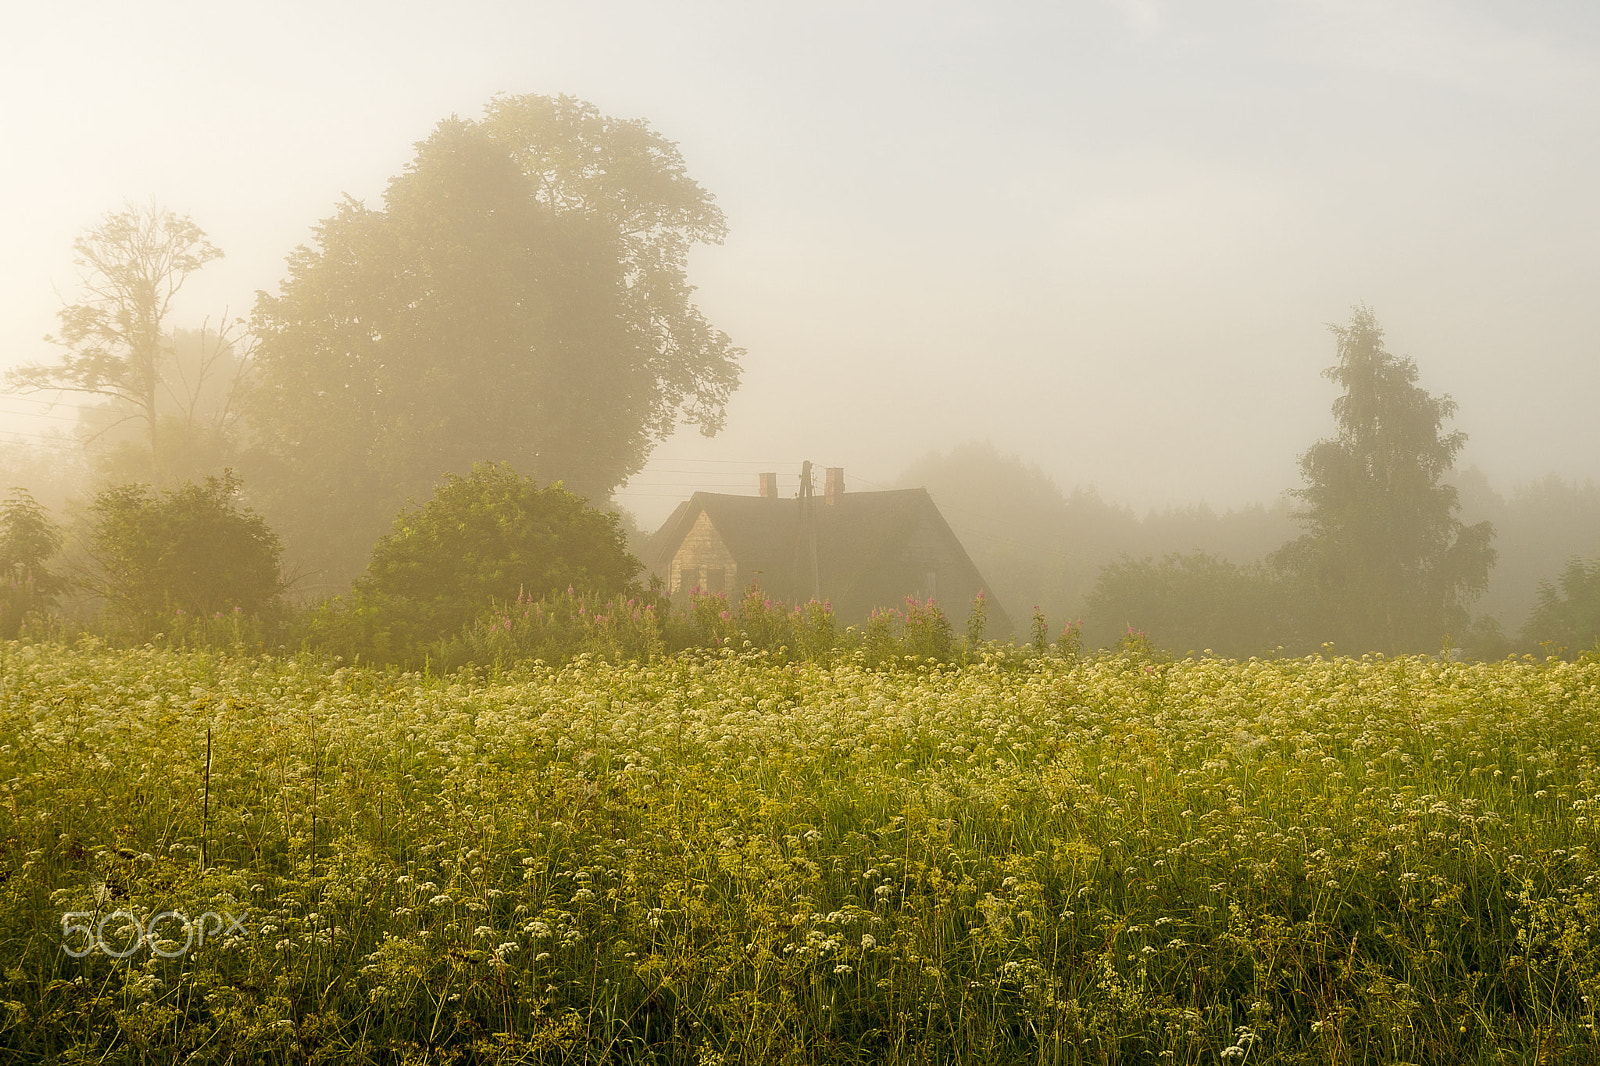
795,460,821,601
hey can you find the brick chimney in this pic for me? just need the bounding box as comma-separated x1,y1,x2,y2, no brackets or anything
824,467,844,504
758,472,778,498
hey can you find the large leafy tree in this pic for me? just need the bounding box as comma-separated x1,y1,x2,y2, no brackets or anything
1274,307,1494,653
8,205,230,481
247,96,741,590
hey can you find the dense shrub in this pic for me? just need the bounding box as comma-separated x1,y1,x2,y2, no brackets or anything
0,488,65,638
314,463,642,658
85,471,283,633
447,587,668,667
1523,555,1600,655
1084,551,1297,656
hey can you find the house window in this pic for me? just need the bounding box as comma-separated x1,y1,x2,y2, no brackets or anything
680,568,699,594
705,567,726,594
922,568,937,602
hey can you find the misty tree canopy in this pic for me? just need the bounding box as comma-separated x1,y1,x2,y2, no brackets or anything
77,327,249,487
247,95,742,589
1274,306,1494,654
8,205,228,482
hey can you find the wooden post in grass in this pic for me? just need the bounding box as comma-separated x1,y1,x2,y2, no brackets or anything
202,725,212,871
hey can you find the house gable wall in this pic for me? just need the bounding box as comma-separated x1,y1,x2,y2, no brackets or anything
669,511,738,595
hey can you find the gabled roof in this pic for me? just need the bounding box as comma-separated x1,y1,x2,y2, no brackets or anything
644,489,927,579
642,488,1010,631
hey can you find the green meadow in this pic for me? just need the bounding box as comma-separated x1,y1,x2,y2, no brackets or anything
3,641,1600,1064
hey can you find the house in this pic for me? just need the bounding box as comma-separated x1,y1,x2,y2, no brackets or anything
641,465,1012,635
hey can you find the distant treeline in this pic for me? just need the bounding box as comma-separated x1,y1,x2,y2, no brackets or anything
3,448,1596,665
905,441,1600,659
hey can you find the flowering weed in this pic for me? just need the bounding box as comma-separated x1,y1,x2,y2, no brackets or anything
1,643,1598,1062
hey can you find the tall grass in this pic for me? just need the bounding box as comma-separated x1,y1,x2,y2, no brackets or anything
439,589,963,671
1,642,1598,1063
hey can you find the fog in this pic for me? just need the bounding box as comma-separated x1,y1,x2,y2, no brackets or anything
3,0,1598,528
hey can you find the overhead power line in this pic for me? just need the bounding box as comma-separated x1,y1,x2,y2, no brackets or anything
644,455,802,466
0,404,86,424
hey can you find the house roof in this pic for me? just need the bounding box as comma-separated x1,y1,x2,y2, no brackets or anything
642,488,1011,631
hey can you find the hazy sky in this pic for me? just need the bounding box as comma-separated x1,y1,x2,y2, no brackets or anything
3,0,1597,528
